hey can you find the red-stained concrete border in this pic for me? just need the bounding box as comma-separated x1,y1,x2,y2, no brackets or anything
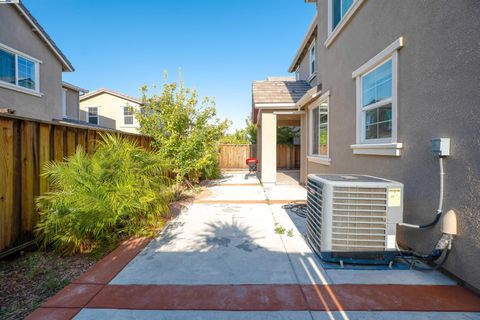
73,237,151,285
83,284,480,312
301,284,480,312
25,237,152,320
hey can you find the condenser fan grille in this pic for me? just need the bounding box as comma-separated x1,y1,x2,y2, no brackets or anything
331,187,387,251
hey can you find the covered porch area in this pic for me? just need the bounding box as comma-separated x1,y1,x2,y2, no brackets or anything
252,77,311,185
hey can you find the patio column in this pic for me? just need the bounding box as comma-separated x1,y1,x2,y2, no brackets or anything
299,113,307,184
260,112,276,184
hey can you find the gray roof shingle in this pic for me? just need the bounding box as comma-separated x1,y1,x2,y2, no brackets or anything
252,79,311,106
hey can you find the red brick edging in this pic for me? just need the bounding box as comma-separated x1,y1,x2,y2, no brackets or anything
25,237,151,320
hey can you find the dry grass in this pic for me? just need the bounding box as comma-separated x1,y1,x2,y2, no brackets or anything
0,250,96,320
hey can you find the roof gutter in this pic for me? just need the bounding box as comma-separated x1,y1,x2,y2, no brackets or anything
288,13,318,73
254,102,297,109
62,81,88,93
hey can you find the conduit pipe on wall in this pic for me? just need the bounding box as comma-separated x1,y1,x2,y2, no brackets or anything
399,157,445,229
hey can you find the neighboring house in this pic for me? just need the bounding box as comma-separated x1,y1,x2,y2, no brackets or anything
79,88,142,134
253,1,480,290
0,1,74,121
61,81,88,121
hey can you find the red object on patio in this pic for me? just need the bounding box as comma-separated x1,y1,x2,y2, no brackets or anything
246,157,259,174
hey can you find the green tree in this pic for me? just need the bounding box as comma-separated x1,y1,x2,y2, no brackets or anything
245,117,257,144
137,82,229,182
277,126,300,146
220,128,249,144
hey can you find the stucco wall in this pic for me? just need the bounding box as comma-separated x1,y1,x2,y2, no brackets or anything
300,0,480,289
64,87,80,120
79,93,140,133
0,4,63,121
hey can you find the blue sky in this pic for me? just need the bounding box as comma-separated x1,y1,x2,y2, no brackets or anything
24,0,315,131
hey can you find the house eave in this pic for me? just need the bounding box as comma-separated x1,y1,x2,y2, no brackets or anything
14,2,75,72
80,88,143,105
62,81,88,93
296,84,322,109
288,13,318,73
254,103,297,109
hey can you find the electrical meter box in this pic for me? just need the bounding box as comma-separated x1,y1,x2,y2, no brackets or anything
431,138,450,157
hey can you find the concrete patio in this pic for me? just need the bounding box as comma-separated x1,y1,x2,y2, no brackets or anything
28,172,480,320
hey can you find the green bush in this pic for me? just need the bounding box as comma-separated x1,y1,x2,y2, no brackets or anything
35,133,172,255
137,82,229,182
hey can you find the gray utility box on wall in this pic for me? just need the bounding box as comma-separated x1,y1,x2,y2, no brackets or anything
306,174,403,265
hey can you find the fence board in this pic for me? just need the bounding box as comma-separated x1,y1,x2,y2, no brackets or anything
0,114,152,253
39,124,50,194
21,121,39,235
0,119,14,251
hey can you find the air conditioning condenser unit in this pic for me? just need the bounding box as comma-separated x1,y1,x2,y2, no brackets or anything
306,174,403,265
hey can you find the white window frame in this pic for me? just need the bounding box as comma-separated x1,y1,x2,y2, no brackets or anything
0,42,42,96
308,91,331,165
308,39,316,80
325,0,366,48
351,37,404,156
86,106,100,125
295,68,300,81
122,105,136,127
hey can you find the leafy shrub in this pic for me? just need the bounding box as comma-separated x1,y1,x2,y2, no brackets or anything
137,82,229,182
35,133,172,255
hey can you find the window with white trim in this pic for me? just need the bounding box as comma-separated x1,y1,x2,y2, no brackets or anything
309,98,329,157
309,40,316,77
360,59,393,142
332,0,354,30
295,68,300,81
351,37,403,156
87,107,98,125
0,46,39,92
123,106,134,125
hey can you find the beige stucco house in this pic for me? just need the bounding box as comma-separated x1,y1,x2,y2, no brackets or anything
253,0,480,290
0,1,78,121
79,88,142,134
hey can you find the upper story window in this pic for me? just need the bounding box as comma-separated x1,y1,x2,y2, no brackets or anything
325,0,365,48
309,40,316,77
123,106,134,125
310,97,329,157
351,37,403,156
333,0,354,30
0,44,40,94
87,107,99,125
361,60,392,141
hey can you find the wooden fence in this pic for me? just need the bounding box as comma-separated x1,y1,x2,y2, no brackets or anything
218,144,300,169
0,114,152,253
218,144,257,169
276,144,301,170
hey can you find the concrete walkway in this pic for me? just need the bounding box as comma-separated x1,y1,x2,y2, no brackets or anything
28,172,480,320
